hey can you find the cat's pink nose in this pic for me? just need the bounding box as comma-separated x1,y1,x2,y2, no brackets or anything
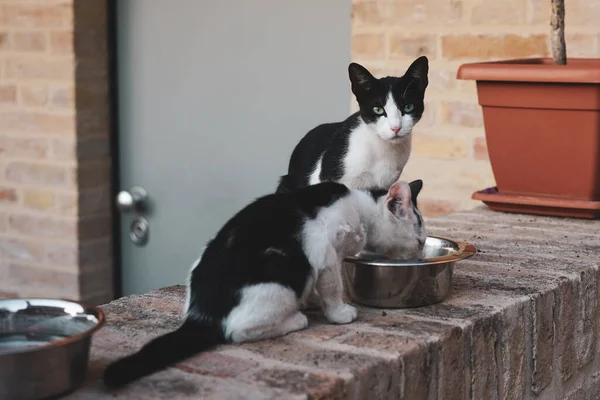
391,126,401,134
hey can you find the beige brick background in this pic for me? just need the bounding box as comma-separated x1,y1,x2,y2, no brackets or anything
1,1,599,300
0,0,113,303
351,0,600,216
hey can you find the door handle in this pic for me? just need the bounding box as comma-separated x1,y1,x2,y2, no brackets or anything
116,186,148,214
116,186,150,247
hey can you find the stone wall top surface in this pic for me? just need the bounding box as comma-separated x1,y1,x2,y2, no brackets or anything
66,207,600,400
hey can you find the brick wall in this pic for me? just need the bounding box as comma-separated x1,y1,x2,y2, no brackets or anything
351,0,600,217
0,0,113,304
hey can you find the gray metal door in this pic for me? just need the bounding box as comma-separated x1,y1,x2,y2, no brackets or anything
116,0,351,295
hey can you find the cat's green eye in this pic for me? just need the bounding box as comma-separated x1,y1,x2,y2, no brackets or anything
373,107,385,115
403,104,414,113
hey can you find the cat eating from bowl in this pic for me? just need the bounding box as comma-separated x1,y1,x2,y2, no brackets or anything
103,178,426,388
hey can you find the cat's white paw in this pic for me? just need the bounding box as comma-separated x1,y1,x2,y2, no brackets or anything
325,303,358,324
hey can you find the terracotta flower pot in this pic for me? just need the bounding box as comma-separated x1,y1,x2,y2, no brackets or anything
457,58,600,219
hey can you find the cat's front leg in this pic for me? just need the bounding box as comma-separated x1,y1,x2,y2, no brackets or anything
316,264,357,324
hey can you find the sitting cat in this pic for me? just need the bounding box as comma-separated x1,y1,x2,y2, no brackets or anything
277,56,429,193
103,178,426,388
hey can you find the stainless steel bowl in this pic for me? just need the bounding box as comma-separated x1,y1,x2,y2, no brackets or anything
0,298,105,400
342,236,476,309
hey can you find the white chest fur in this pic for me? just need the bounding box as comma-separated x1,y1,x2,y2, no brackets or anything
341,124,411,190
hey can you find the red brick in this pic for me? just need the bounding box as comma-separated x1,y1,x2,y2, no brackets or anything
531,290,555,395
0,237,44,263
0,31,9,49
340,330,422,355
352,33,385,58
412,134,470,160
51,138,76,160
249,368,346,399
5,162,70,186
0,291,18,299
3,3,73,28
575,268,598,369
22,189,55,211
529,0,600,26
12,31,46,51
339,332,432,399
565,385,586,400
0,84,17,103
57,194,77,216
0,135,49,159
0,212,7,232
587,373,600,400
555,278,577,382
473,137,488,160
45,243,78,267
49,30,73,53
427,68,456,92
463,300,527,399
352,1,385,25
177,352,260,379
430,326,467,399
50,85,74,108
4,57,75,80
8,263,79,298
441,101,484,128
19,85,49,106
471,0,525,24
389,34,436,59
240,337,399,399
292,323,348,341
352,0,462,26
8,213,77,238
419,102,436,127
564,33,600,59
0,186,17,203
498,303,527,399
441,34,549,60
0,111,74,135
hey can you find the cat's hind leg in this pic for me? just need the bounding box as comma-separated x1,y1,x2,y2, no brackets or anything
225,283,307,343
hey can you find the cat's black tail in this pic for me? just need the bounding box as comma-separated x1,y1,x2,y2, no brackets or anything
102,319,225,388
276,174,296,194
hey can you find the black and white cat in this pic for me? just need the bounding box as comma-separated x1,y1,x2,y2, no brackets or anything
277,56,429,193
103,178,426,387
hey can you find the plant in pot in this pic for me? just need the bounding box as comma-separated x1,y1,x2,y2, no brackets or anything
457,0,600,219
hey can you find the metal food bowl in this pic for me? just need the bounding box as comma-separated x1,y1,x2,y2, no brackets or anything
342,236,476,309
0,298,105,400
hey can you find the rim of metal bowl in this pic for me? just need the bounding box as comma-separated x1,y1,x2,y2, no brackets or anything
344,235,477,267
0,297,105,356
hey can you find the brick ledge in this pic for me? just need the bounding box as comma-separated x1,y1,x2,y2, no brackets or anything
65,207,600,400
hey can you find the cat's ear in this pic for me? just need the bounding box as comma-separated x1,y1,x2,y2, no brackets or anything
385,181,413,216
349,62,377,97
405,56,429,90
408,179,423,207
